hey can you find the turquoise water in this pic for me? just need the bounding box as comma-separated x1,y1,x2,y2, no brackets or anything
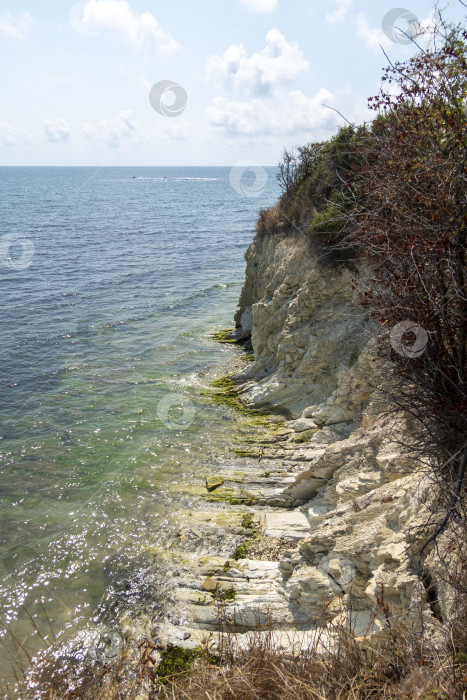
0,166,280,682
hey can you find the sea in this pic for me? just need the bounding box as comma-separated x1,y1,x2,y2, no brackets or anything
0,165,280,686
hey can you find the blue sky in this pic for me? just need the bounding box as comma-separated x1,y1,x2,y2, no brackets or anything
0,0,465,165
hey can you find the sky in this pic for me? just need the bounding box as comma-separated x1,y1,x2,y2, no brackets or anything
0,0,465,166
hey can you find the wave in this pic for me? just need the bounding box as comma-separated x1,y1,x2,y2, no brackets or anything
132,177,219,182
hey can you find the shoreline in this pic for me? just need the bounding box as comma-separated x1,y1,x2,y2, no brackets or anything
17,226,445,694
148,226,442,658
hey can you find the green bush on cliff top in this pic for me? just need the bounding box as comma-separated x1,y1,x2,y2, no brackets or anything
257,124,363,264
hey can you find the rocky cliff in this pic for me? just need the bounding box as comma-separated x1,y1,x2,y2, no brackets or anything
155,229,445,653
229,229,440,634
234,229,377,420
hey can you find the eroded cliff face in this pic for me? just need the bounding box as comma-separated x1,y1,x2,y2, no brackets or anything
228,230,442,634
153,230,446,653
234,230,379,422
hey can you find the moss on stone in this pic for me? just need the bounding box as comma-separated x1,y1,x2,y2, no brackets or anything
204,374,270,423
241,354,255,362
156,645,203,683
204,375,244,412
232,541,253,560
210,328,242,344
243,414,273,427
241,513,255,530
233,513,259,559
203,491,246,506
233,448,260,458
205,476,225,492
219,587,236,601
211,375,237,390
290,428,320,444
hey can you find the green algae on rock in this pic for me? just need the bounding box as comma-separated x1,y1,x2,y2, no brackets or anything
203,374,271,427
205,477,225,492
232,512,259,560
210,328,241,344
233,448,261,458
156,644,205,683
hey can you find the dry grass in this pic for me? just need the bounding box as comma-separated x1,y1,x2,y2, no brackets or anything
158,619,467,700
7,591,466,700
4,548,467,699
256,205,284,236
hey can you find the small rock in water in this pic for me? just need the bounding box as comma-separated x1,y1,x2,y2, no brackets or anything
206,476,224,492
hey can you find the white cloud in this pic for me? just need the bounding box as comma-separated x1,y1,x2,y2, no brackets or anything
205,29,308,96
0,11,33,41
356,12,389,52
206,88,336,136
0,122,35,149
45,119,71,142
326,0,352,24
70,0,180,54
153,119,192,141
239,0,278,11
0,122,18,147
81,110,137,148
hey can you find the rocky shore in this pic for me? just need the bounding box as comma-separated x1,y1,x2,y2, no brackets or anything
148,228,442,660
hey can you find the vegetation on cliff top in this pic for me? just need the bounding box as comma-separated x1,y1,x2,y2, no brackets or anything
258,12,467,558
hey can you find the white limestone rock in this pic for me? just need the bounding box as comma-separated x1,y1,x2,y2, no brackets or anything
284,417,318,432
261,511,311,539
